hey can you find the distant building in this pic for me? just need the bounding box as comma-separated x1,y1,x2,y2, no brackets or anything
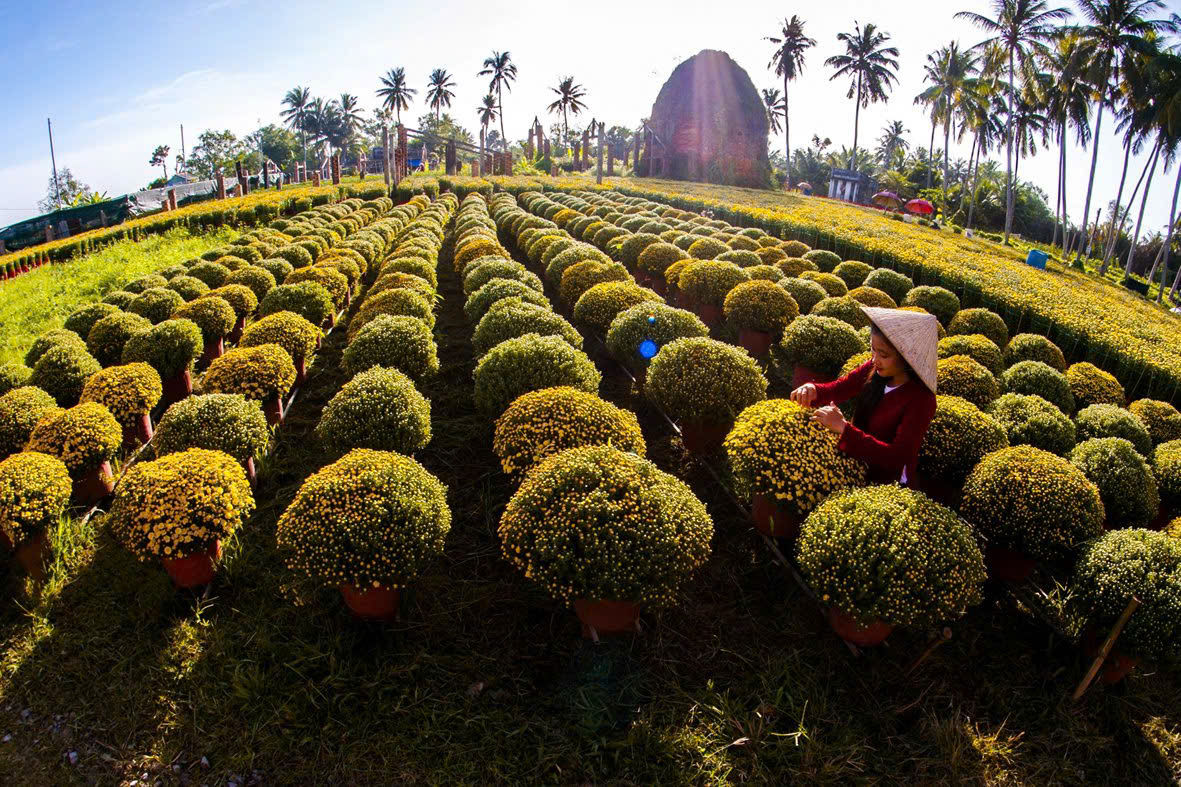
828,168,873,203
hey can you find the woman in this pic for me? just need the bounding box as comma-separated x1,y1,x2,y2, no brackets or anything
790,306,938,485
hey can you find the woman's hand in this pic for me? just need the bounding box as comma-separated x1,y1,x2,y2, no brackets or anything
812,405,847,435
790,383,817,407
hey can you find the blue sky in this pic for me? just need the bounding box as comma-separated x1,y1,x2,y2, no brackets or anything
2,0,1180,239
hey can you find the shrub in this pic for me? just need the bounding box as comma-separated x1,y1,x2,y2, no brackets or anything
961,445,1103,561
0,365,31,398
687,237,729,259
239,312,319,366
1003,333,1066,372
987,392,1077,456
727,236,760,252
109,448,254,561
464,260,538,297
79,363,162,428
349,288,434,341
948,308,1009,348
778,277,828,314
546,246,609,286
498,446,712,607
474,334,600,415
798,486,985,627
226,267,277,301
371,272,435,303
1074,403,1153,458
257,282,334,326
472,300,582,357
799,271,849,297
203,344,296,402
0,387,58,457
716,250,762,268
723,280,799,334
27,402,121,475
663,259,694,289
0,452,71,546
919,394,1009,486
102,291,137,309
120,319,202,381
1070,438,1160,529
1129,399,1181,446
901,285,960,326
779,240,810,258
63,303,121,340
1072,529,1181,662
757,247,788,266
30,345,101,407
286,267,348,309
832,260,873,290
25,329,88,369
775,257,819,278
257,257,295,285
277,449,450,590
464,279,550,324
678,261,750,307
774,315,866,378
847,286,897,309
937,334,1003,377
647,337,767,425
493,387,645,475
342,315,438,383
154,393,269,465
173,296,236,343
382,256,439,288
128,287,186,325
86,312,153,367
188,261,231,288
206,284,258,320
936,355,999,410
811,296,871,329
606,303,710,375
559,260,630,307
802,248,839,271
618,233,663,268
317,366,431,455
573,282,663,335
862,268,913,304
1001,360,1075,414
272,245,313,269
636,242,687,278
745,264,784,283
167,275,211,302
725,399,866,518
1067,362,1126,410
1156,440,1181,511
124,274,168,294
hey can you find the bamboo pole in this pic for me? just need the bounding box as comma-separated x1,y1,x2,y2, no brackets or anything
1072,596,1140,701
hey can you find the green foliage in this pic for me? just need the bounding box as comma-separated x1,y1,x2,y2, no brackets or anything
473,333,601,415
948,308,1009,349
1070,438,1159,529
987,392,1077,456
902,285,960,326
29,344,101,406
1001,361,1075,415
919,395,1009,486
774,315,866,378
1074,403,1153,458
1003,333,1067,372
646,337,767,424
154,393,269,465
862,268,913,304
342,315,438,383
317,366,431,456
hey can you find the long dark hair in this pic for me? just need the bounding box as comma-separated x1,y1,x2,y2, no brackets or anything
852,326,913,430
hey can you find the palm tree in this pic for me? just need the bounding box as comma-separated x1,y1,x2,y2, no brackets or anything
956,0,1071,244
281,85,312,173
763,88,786,136
426,69,456,124
547,77,587,146
376,67,416,126
766,15,817,184
876,121,909,168
337,93,363,156
1071,0,1175,264
916,42,980,215
825,21,900,172
963,82,1007,230
1040,31,1096,252
479,51,517,152
477,94,498,153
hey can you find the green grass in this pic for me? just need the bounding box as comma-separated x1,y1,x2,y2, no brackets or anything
0,227,238,367
0,221,1179,785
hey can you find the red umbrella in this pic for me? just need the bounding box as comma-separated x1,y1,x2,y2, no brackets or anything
872,191,902,208
905,199,934,215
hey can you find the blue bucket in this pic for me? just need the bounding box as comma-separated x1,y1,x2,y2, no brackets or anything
1025,249,1048,270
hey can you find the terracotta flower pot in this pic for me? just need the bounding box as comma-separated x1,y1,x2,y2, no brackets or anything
738,328,773,358
163,540,222,589
750,493,802,539
340,583,401,622
200,337,225,367
790,365,835,389
1082,627,1142,685
984,545,1036,583
322,311,336,330
827,605,894,647
695,302,723,328
574,599,641,639
121,413,153,451
160,369,192,409
72,461,114,507
293,357,308,389
1,530,51,582
263,397,284,428
243,456,257,488
680,419,732,455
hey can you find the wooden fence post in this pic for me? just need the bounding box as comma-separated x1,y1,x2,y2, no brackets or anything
383,128,391,188
596,122,605,184
445,139,457,175
471,157,481,177
216,174,226,199
167,188,177,211
331,153,341,185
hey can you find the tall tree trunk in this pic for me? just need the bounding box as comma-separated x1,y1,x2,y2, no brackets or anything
498,84,506,152
1099,135,1134,273
942,113,952,217
966,131,982,230
1052,124,1064,249
562,107,569,151
1003,45,1016,243
960,134,979,216
784,72,792,186
1145,240,1167,291
926,116,936,189
1061,127,1074,257
850,72,862,170
1125,141,1161,277
1157,163,1181,302
1076,60,1111,263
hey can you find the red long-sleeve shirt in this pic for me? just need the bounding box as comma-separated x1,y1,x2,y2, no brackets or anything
812,359,937,484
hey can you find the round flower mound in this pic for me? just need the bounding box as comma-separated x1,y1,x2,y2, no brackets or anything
121,319,204,380
776,256,819,278
948,308,1009,349
1070,437,1160,529
987,392,1077,456
687,237,730,260
102,291,137,310
277,449,450,590
128,288,186,325
257,282,334,326
206,285,258,320
79,363,162,428
498,445,713,607
745,264,784,283
86,312,153,367
188,261,231,289
811,296,871,330
606,303,710,374
342,315,438,383
799,271,849,297
124,274,168,294
847,286,897,309
167,275,212,302
316,366,431,456
1074,403,1154,459
464,279,550,324
937,334,1003,377
1001,360,1075,415
919,395,1009,486
636,242,686,279
472,300,582,357
464,259,539,297
961,445,1102,560
239,312,319,366
154,394,269,464
473,333,600,416
257,258,294,285
0,387,59,457
30,345,101,407
1156,440,1181,511
1130,399,1181,446
63,303,121,341
774,314,867,378
1004,333,1067,372
559,261,630,308
371,271,436,303
618,233,663,268
797,486,986,627
862,268,913,304
1067,362,1125,410
0,364,31,398
678,261,750,308
24,329,88,369
173,297,236,343
779,277,828,314
832,260,873,290
225,266,277,301
203,344,296,402
27,402,122,475
0,452,72,546
724,399,866,518
108,448,254,561
901,285,960,326
723,279,799,334
646,337,767,425
348,288,435,342
573,282,664,335
716,250,762,268
493,387,646,475
1072,529,1181,663
936,355,1000,410
799,248,837,271
546,246,608,287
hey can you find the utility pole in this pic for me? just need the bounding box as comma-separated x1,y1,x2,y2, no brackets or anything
48,118,61,212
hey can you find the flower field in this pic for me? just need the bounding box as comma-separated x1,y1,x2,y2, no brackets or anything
0,178,1180,783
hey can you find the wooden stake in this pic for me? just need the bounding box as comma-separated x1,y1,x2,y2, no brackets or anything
906,628,953,675
1072,596,1140,701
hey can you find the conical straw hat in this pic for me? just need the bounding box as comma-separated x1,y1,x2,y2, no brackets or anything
860,306,939,393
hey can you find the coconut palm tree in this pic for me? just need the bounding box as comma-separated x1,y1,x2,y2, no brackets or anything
1039,31,1096,252
962,81,1007,230
376,67,416,126
479,51,517,152
547,77,587,145
477,94,498,153
763,88,786,136
956,0,1072,244
281,85,312,173
337,93,363,156
916,42,980,215
426,69,456,124
826,22,900,173
766,15,817,185
876,121,909,169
